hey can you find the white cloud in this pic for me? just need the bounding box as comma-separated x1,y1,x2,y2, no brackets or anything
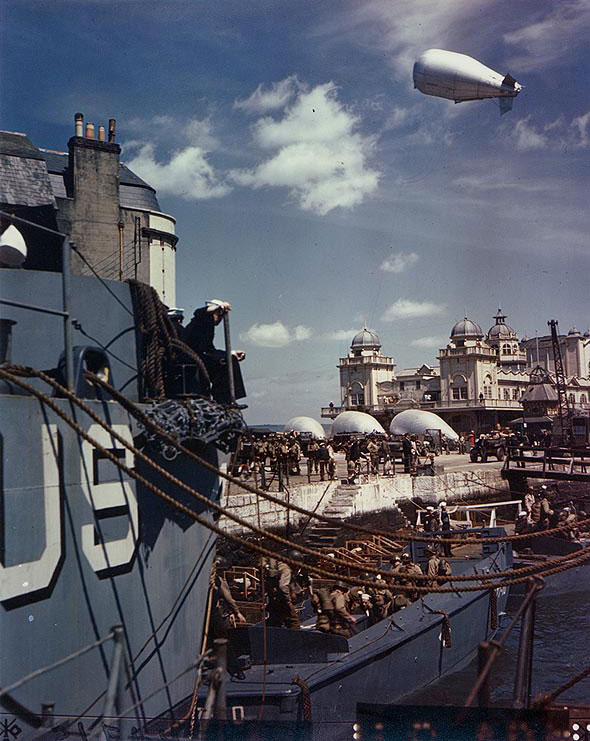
123,117,229,200
380,252,418,273
323,328,359,341
410,336,447,349
382,298,445,321
231,80,379,215
125,143,231,200
294,325,313,341
504,2,590,72
234,75,301,113
240,321,313,348
513,117,548,151
508,112,590,152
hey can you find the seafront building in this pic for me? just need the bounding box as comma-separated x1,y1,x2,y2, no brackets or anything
0,113,177,304
322,310,590,433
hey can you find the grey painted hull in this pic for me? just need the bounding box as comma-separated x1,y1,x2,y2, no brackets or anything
195,546,512,728
0,270,224,733
0,394,222,731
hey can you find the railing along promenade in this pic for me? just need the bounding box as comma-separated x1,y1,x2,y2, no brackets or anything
503,444,590,482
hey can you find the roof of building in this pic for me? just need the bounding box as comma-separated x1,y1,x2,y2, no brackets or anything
0,132,56,208
521,383,558,403
450,317,483,339
0,131,45,161
39,149,161,212
351,328,381,349
487,308,518,342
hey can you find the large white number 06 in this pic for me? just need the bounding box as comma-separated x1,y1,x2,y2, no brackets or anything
81,424,139,575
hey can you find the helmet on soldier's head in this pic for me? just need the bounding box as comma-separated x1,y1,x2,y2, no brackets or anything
440,501,447,508
332,581,348,592
288,549,303,561
424,545,437,555
401,552,411,561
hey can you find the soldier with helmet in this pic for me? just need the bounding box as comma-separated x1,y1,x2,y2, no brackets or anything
329,582,356,637
263,550,302,629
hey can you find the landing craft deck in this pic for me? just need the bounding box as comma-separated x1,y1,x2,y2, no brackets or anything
185,534,512,728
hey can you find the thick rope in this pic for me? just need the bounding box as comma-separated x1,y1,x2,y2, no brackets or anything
3,367,590,593
291,675,312,722
5,366,590,586
83,369,590,547
490,588,498,630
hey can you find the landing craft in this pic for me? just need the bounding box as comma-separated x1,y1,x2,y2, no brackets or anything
413,49,522,114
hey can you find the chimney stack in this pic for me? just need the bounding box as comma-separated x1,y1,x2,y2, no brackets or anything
85,123,95,139
108,119,116,143
98,126,105,142
75,112,84,137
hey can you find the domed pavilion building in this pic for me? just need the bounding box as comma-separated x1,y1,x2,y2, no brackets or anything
437,311,530,432
321,328,395,424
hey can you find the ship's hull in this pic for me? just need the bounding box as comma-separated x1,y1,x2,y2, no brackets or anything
194,544,512,731
0,394,223,733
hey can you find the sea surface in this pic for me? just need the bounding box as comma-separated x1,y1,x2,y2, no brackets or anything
403,567,590,708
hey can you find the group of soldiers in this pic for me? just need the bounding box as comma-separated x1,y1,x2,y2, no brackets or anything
516,484,583,540
259,547,452,639
234,432,337,481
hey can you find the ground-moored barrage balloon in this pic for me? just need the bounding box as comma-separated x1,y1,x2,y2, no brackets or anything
390,409,459,441
413,49,522,115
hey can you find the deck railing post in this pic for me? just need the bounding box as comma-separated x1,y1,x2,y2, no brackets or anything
62,238,74,392
222,313,236,406
513,578,538,709
477,642,493,707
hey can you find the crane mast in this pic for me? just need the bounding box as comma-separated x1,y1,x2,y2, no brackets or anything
547,319,574,444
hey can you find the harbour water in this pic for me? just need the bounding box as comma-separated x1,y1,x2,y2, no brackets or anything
404,576,590,708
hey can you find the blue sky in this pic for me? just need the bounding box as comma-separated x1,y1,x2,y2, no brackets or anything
2,0,590,423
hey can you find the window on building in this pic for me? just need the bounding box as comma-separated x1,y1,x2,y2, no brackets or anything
416,380,421,390
512,388,519,400
399,382,405,391
569,393,575,405
581,394,587,404
504,389,510,400
453,387,460,400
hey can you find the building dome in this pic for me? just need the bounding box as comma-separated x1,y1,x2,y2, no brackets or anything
450,317,483,340
283,416,326,439
584,329,590,338
351,328,381,350
568,326,582,336
487,308,518,343
331,411,386,436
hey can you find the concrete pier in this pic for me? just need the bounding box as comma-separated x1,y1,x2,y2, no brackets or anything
220,454,509,536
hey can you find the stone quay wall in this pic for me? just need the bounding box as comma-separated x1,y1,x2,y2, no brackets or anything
219,469,509,536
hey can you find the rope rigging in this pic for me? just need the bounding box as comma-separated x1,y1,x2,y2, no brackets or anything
1,365,589,594
82,369,590,548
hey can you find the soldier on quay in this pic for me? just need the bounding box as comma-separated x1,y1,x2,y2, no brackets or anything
402,433,413,473
307,438,320,476
288,436,302,475
366,437,380,475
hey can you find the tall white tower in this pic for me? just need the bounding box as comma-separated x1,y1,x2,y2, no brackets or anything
338,328,396,411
